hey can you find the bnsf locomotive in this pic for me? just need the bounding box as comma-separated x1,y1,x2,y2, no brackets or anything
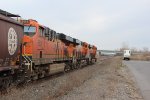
0,9,97,89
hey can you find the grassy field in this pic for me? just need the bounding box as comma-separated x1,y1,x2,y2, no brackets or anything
131,53,150,61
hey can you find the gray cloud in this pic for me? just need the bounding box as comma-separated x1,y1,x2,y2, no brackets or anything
0,0,150,50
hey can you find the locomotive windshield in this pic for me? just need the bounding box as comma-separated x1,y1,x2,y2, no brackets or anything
24,26,36,37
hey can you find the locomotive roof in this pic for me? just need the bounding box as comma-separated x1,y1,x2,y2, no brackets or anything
0,9,20,17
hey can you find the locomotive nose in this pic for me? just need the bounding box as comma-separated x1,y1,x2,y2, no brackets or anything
22,35,33,55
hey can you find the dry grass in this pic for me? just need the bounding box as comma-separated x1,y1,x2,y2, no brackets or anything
131,53,150,61
47,65,97,99
51,57,121,99
57,57,143,100
47,57,113,100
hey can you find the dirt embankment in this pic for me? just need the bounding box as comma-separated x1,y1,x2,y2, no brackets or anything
1,57,143,100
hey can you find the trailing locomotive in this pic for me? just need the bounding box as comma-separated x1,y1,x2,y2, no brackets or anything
0,9,97,89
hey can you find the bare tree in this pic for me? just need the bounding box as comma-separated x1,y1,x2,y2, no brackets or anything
131,47,137,53
120,42,129,51
143,47,149,53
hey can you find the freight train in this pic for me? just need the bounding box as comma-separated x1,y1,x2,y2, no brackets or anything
0,9,97,89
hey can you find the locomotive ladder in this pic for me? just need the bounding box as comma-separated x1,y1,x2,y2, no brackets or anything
22,55,33,72
22,45,33,72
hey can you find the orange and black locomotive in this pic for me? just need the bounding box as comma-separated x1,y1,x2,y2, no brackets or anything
0,9,97,89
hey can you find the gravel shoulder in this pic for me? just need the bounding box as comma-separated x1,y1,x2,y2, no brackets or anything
59,57,143,100
0,57,143,100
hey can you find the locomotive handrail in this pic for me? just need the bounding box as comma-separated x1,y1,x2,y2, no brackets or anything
23,45,33,72
25,56,33,72
22,55,30,69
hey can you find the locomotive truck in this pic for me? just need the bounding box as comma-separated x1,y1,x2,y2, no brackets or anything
0,9,97,89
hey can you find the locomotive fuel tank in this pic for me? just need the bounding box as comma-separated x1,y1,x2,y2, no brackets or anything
0,11,23,70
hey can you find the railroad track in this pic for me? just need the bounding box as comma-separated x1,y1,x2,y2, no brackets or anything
0,63,95,94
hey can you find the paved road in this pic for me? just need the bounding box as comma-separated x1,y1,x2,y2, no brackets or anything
123,60,150,100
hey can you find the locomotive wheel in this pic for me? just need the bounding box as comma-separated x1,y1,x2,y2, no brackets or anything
76,62,81,69
71,64,75,70
38,71,45,79
75,63,78,69
64,64,71,72
32,74,38,81
73,63,78,69
0,76,12,91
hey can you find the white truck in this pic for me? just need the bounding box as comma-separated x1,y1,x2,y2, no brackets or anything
123,50,131,60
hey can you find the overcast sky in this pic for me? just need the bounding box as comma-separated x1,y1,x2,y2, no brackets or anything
1,0,150,50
